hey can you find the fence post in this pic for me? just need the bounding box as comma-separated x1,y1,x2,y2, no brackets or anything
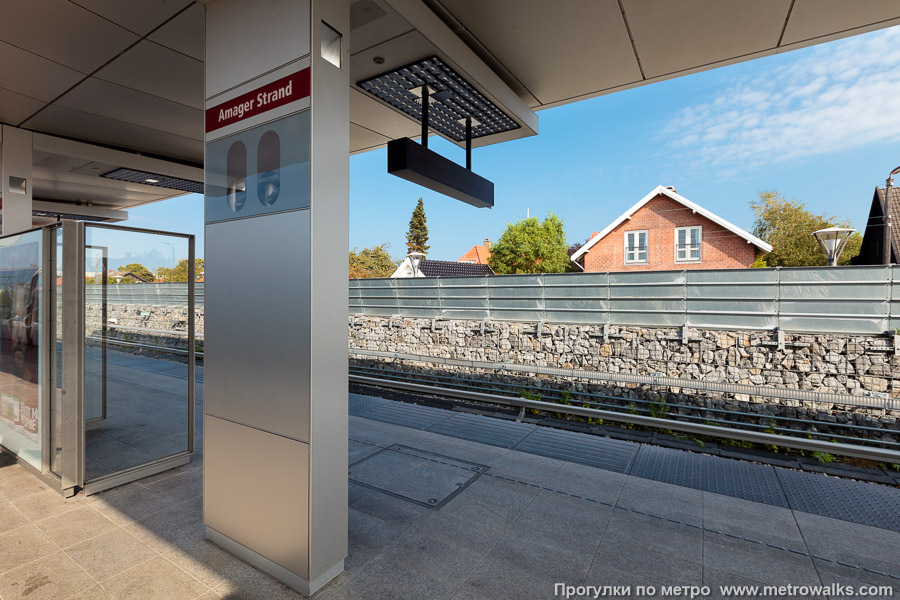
606,271,611,326
775,266,782,332
392,277,400,317
486,275,492,322
540,273,546,323
889,264,895,335
889,266,896,403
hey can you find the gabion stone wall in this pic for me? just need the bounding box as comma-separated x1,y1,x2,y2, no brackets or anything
348,316,900,444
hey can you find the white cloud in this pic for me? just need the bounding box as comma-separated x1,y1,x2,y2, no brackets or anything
661,26,900,172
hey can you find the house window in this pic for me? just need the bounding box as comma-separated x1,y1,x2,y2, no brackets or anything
624,230,648,264
675,226,702,262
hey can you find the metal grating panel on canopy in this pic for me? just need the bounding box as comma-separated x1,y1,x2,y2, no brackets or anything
357,56,519,142
101,168,204,194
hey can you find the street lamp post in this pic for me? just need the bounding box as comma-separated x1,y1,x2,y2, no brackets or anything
407,251,425,277
883,165,900,265
812,227,855,267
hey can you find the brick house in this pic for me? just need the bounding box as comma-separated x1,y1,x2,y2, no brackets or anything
570,186,772,272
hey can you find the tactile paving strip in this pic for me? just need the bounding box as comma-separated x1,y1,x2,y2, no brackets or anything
426,411,536,448
362,400,454,430
628,444,789,507
777,468,900,532
512,427,638,473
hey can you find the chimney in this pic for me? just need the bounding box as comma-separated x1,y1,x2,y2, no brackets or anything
483,238,492,250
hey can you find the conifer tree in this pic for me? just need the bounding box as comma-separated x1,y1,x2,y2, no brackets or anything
405,198,430,254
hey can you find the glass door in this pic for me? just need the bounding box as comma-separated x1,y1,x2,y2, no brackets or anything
81,224,195,493
0,229,45,470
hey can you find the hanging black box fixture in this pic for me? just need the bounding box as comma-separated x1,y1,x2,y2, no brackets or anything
387,137,493,208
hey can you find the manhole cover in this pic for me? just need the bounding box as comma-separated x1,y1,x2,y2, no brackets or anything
348,444,488,509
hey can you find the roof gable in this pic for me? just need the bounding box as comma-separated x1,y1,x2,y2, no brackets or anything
458,244,492,264
570,186,773,262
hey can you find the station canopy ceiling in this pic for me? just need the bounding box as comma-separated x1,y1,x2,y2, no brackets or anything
0,0,899,208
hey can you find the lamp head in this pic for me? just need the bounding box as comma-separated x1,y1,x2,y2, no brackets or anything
812,227,855,267
407,251,426,275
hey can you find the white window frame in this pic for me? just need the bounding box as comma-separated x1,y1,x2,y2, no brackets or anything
624,230,649,264
675,225,702,263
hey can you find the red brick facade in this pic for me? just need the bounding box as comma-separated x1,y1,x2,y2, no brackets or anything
580,194,759,273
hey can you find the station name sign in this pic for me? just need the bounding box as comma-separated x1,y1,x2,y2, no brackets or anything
206,68,310,133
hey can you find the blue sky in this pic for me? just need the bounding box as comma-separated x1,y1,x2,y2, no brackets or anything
126,25,900,262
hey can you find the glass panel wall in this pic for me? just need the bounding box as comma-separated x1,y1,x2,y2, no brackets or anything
52,226,62,475
0,229,44,469
83,225,192,482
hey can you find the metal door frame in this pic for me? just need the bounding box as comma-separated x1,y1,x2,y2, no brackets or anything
84,243,108,428
79,223,194,495
59,221,84,495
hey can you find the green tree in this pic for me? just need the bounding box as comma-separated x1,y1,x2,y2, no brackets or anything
117,263,155,283
405,198,430,255
751,191,862,267
488,214,571,274
349,243,399,279
157,258,204,282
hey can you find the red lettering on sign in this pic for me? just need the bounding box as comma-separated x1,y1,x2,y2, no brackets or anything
206,68,310,133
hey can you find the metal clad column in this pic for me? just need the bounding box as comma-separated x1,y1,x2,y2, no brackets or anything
203,0,348,595
1,125,34,235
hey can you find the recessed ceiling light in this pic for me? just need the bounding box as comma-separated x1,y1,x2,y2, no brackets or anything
145,178,160,184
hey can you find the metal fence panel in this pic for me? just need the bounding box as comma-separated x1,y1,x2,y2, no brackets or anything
392,278,441,318
687,313,777,331
778,315,887,335
84,282,198,306
346,267,899,333
115,267,898,335
85,266,897,334
541,273,609,323
486,274,543,321
353,278,398,316
604,272,683,326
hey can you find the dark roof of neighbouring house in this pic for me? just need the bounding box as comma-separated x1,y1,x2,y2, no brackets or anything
854,186,900,265
418,260,493,277
877,186,900,257
120,270,153,283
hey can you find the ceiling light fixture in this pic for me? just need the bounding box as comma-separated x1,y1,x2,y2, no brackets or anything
101,168,204,194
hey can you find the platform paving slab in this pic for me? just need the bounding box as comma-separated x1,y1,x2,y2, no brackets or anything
0,388,898,598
